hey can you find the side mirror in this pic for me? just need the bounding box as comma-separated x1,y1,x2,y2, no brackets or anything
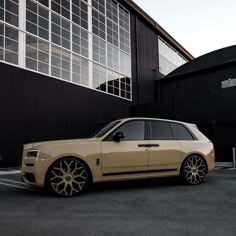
113,132,125,142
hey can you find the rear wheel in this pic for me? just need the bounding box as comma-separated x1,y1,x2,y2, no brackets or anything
46,157,89,197
181,155,208,185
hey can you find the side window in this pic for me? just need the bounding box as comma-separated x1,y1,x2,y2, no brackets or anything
171,123,194,140
150,121,174,140
105,121,145,141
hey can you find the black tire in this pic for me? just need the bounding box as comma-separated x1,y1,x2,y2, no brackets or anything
45,157,89,197
180,155,208,185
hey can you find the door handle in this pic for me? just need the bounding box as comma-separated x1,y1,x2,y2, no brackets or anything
138,144,160,147
138,144,149,147
150,144,160,147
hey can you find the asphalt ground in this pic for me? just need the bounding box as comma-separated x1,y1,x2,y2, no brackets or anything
0,169,236,236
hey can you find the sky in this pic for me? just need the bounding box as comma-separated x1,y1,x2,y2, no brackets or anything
133,0,236,58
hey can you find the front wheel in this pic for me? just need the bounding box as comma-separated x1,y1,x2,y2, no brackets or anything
46,157,89,197
180,155,208,185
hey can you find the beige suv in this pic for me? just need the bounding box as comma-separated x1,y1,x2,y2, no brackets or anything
21,118,215,197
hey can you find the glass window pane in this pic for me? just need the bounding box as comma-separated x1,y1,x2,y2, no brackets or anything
0,48,3,60
109,121,145,141
0,35,3,48
51,66,61,77
39,7,48,19
27,0,37,13
38,40,49,52
26,21,37,35
6,11,18,27
51,55,60,67
39,27,48,40
26,57,37,70
51,33,60,45
0,1,4,8
6,0,19,15
5,26,18,40
171,123,194,140
5,50,18,64
51,1,60,14
26,45,37,60
38,0,48,7
39,17,48,29
38,51,48,63
26,35,37,48
5,38,18,53
38,61,49,74
26,10,37,24
62,70,70,81
150,121,174,140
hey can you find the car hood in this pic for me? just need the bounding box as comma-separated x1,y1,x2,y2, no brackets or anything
24,138,99,149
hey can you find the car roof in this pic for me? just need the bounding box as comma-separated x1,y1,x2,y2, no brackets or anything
117,117,192,125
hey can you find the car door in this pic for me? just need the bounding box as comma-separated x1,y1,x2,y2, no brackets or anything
101,120,149,180
148,120,182,177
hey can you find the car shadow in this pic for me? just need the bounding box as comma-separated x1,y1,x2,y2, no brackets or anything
85,176,181,195
0,173,217,199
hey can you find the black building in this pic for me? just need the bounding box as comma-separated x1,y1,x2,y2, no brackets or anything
0,0,194,167
132,45,236,163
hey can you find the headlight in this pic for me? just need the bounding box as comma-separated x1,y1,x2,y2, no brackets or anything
27,150,39,158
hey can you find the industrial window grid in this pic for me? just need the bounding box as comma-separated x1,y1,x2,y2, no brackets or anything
0,0,132,100
0,22,19,65
26,0,49,40
0,0,19,27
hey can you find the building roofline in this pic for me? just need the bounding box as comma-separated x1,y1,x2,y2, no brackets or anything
124,0,194,60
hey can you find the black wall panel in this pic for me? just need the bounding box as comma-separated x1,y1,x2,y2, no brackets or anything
0,63,131,167
135,16,159,104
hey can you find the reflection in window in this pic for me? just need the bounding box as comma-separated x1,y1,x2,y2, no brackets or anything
72,54,89,86
107,69,120,96
72,24,88,57
93,63,107,92
120,77,131,99
51,45,71,81
26,34,49,74
120,51,131,77
158,37,188,75
0,23,19,65
107,44,119,71
93,35,106,65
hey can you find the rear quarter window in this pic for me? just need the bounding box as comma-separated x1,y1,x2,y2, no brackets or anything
171,123,194,140
150,121,174,140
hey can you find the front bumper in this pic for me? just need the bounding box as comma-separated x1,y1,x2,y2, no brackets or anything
21,149,53,188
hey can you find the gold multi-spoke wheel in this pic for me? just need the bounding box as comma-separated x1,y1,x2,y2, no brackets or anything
46,157,89,197
181,155,208,185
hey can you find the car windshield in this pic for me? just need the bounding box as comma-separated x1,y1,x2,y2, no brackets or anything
93,120,121,138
